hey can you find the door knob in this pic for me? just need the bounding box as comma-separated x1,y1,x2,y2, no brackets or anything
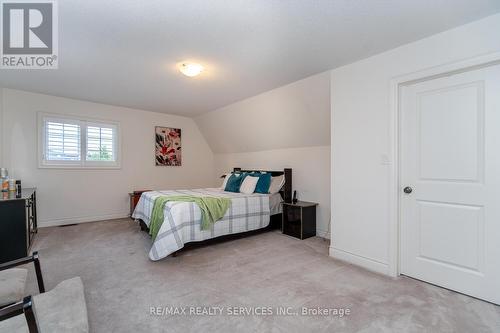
403,186,413,194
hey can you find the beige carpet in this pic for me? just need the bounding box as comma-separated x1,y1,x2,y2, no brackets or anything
22,219,499,332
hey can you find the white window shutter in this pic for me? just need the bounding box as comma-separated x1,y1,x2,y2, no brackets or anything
45,121,81,161
39,113,120,169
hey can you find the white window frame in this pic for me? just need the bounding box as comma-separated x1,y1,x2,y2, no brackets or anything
38,112,121,169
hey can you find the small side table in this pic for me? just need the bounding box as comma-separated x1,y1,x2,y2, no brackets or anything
128,190,150,218
282,201,318,240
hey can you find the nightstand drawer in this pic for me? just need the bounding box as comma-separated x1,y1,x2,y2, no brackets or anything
283,206,302,238
285,206,301,223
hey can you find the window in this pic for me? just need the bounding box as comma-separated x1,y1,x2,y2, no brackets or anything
86,125,115,162
38,113,120,168
45,121,81,161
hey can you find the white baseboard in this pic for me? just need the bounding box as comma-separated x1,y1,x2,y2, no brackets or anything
39,212,130,228
329,247,389,276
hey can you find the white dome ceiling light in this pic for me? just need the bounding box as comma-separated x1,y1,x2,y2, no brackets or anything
178,62,204,77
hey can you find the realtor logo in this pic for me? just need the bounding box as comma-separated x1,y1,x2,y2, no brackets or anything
1,0,58,69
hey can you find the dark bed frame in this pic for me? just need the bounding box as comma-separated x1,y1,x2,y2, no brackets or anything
137,167,292,256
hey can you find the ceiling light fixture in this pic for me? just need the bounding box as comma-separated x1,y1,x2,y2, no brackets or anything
178,62,204,77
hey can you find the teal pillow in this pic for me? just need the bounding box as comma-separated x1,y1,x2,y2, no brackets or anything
224,173,246,192
254,173,272,194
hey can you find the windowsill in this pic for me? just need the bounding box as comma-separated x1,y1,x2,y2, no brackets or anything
38,164,121,170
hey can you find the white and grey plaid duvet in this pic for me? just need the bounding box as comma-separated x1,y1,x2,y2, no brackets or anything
132,188,271,260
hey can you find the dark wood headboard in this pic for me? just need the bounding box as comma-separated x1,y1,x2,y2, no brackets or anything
233,167,292,203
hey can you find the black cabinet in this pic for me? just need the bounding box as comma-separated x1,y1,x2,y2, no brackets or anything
282,201,318,240
0,188,37,263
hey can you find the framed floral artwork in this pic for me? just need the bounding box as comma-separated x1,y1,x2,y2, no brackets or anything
155,126,182,166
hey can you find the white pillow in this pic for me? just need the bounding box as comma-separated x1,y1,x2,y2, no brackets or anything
220,173,232,189
269,175,285,194
239,176,259,194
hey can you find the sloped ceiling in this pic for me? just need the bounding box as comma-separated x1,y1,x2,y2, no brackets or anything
0,1,499,116
195,72,330,154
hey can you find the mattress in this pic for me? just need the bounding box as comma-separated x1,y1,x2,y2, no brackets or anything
269,192,283,215
132,188,281,260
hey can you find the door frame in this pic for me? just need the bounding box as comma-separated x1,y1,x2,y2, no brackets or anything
387,51,500,277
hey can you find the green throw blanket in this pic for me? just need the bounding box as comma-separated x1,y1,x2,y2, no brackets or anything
149,196,231,240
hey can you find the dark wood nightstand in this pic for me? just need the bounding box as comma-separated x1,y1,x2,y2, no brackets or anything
129,190,150,218
282,201,318,240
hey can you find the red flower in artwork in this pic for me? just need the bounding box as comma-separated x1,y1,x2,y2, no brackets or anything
161,145,168,155
167,148,176,154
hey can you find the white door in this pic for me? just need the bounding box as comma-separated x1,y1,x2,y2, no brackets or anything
400,63,500,304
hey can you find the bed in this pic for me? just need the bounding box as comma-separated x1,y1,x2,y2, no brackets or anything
132,168,292,260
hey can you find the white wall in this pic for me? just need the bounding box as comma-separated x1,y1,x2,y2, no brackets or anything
1,89,215,227
214,146,330,238
330,13,500,274
196,72,331,153
196,72,331,237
